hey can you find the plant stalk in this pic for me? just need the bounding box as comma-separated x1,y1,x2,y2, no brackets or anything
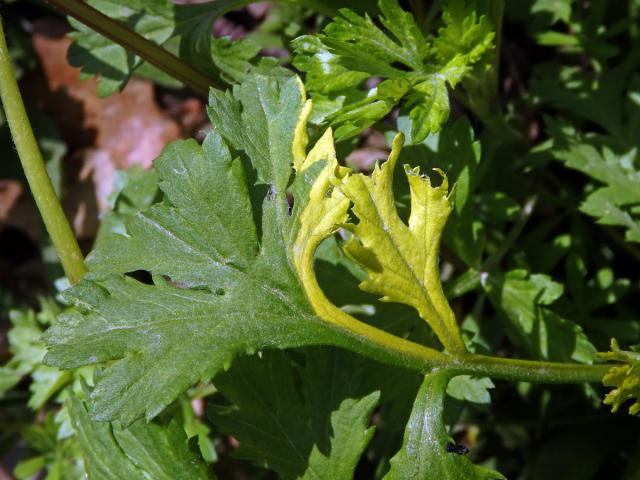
0,17,86,284
331,315,612,384
453,353,611,384
343,326,611,384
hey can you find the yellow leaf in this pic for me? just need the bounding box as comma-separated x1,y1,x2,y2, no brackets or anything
338,133,466,353
291,104,446,366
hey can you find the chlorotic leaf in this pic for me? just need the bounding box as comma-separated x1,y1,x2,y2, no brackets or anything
68,396,209,479
385,371,504,479
337,134,465,353
289,109,465,354
209,348,379,479
598,339,640,415
289,102,446,367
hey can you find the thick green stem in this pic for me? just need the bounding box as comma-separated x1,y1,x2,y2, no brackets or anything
341,328,611,384
452,353,611,384
0,18,86,284
45,0,221,96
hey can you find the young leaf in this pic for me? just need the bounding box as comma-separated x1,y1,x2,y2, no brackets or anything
68,396,209,479
386,371,504,479
483,270,597,363
396,115,484,266
598,339,640,415
447,375,494,405
209,348,379,479
292,0,494,142
288,97,449,367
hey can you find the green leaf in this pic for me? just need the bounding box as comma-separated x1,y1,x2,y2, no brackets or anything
598,339,640,415
43,75,426,425
68,396,209,479
483,269,597,363
16,411,86,479
532,66,626,136
209,348,379,479
14,456,48,479
43,76,337,425
553,139,640,242
67,0,176,96
385,371,504,479
293,0,494,141
94,166,160,250
207,75,304,192
446,375,494,405
67,0,274,96
531,0,573,24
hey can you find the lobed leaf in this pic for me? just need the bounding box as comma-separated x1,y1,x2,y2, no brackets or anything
338,135,465,353
292,0,494,142
289,112,462,357
483,269,596,363
68,396,209,479
43,75,445,425
42,76,340,425
209,348,379,479
553,138,640,243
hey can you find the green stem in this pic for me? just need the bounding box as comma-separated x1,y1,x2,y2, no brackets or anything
0,17,86,284
452,353,611,384
332,320,611,384
45,0,221,96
